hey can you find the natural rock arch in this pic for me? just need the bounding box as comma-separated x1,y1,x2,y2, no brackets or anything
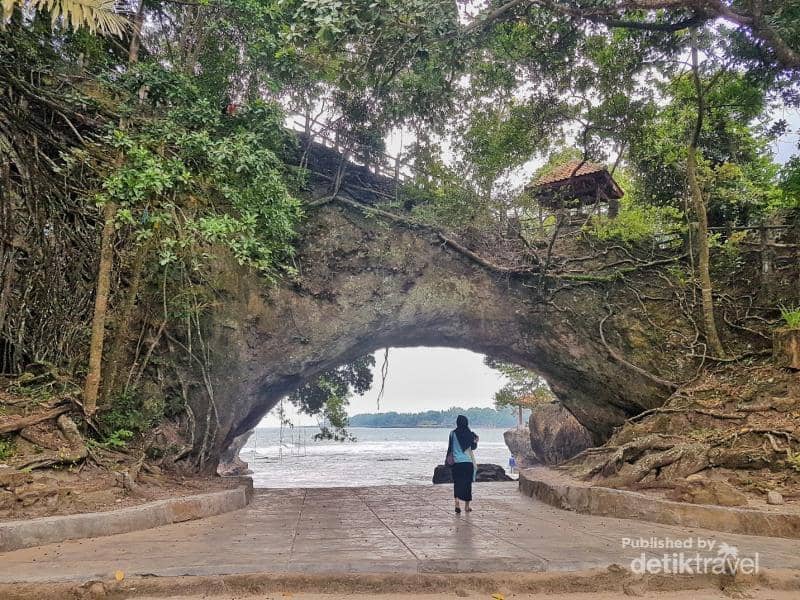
181,151,689,468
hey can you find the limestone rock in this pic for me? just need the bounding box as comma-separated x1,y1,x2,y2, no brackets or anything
432,463,513,484
665,480,748,507
528,403,593,465
189,194,684,467
217,429,254,477
503,427,539,467
767,491,784,505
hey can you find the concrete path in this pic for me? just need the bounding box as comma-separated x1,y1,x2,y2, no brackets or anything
2,483,800,583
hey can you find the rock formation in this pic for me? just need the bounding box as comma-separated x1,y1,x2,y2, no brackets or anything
433,464,513,484
503,427,539,466
165,143,703,469
529,403,593,465
216,429,254,477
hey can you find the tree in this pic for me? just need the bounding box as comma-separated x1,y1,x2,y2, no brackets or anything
82,200,116,417
686,29,725,357
289,356,375,440
485,359,555,427
2,0,127,36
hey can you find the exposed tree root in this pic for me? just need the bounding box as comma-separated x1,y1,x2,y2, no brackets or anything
0,405,70,434
563,363,800,498
15,414,87,470
582,434,680,479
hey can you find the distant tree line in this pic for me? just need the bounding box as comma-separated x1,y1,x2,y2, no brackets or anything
349,406,527,428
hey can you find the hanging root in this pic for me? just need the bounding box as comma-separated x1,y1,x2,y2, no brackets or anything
375,347,389,411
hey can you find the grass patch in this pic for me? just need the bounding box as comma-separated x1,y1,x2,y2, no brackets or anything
779,304,800,329
0,435,16,460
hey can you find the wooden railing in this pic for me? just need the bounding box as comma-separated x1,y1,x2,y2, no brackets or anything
290,114,414,184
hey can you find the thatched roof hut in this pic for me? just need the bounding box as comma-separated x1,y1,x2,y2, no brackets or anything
525,160,624,216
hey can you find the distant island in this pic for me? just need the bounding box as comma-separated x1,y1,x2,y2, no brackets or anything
348,406,527,428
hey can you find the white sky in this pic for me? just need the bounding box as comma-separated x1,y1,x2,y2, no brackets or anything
260,347,506,427
774,110,800,164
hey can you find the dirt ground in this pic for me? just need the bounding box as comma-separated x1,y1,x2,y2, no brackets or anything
0,374,236,521
125,591,800,600
0,465,236,521
562,363,800,505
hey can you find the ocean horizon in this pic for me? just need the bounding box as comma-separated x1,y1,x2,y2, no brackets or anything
241,426,515,488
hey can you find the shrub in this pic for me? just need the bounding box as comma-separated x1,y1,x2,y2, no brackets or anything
97,390,164,440
0,436,15,460
779,305,800,329
585,198,685,245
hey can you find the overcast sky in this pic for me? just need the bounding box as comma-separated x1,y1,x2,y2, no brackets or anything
260,348,506,427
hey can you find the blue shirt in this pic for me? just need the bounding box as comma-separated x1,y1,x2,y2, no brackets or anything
450,431,472,464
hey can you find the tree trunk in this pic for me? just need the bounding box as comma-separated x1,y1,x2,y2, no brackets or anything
128,0,147,64
687,31,725,359
83,201,117,417
102,238,150,405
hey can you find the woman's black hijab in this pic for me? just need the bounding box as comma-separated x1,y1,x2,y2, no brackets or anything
454,414,475,452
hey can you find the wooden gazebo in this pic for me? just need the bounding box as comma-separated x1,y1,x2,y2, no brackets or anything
525,160,624,218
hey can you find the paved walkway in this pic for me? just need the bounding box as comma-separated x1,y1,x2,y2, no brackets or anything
2,483,800,582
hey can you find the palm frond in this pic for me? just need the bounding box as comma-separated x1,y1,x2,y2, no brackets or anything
3,0,128,36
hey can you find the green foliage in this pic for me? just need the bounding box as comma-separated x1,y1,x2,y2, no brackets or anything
484,359,554,410
0,435,16,460
778,158,800,209
348,406,521,428
627,67,786,227
779,305,800,329
290,356,375,441
96,68,304,282
709,230,748,275
585,197,685,246
101,429,134,449
97,390,163,438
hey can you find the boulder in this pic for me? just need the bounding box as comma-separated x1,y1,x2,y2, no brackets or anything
528,403,593,465
432,463,513,484
503,427,539,467
767,490,785,505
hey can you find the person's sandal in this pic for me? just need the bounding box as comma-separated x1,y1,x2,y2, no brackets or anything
455,506,461,514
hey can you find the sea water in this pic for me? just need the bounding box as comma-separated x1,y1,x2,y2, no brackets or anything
241,427,514,488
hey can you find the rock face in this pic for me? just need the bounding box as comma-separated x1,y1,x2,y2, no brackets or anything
503,427,539,466
529,403,593,465
171,144,694,469
433,464,513,484
665,480,748,507
216,429,254,477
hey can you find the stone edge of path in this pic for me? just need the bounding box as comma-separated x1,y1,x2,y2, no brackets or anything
0,477,254,553
2,568,800,599
519,467,800,540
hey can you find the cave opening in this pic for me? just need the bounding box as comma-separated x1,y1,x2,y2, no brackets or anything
218,347,591,488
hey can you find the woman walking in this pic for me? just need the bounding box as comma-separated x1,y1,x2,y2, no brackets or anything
446,415,478,514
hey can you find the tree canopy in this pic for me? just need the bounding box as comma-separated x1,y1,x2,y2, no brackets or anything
2,0,799,456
